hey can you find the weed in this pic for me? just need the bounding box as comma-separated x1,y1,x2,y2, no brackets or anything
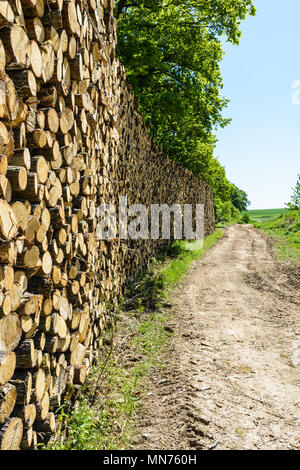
254,209,300,263
48,230,223,450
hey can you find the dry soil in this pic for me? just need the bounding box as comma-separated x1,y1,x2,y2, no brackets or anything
133,225,300,450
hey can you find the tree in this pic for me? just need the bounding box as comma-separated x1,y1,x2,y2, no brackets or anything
289,174,300,209
230,184,250,212
115,1,255,153
216,201,240,224
115,0,256,207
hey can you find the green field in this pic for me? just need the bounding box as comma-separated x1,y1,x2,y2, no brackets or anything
248,208,289,223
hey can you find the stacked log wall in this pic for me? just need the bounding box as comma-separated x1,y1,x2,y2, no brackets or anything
0,0,215,449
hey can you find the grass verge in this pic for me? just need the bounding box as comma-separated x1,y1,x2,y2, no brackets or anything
47,229,223,450
253,209,300,263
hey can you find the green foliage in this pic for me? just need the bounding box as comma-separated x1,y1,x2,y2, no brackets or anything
180,138,232,210
161,230,223,285
48,230,223,451
238,211,250,223
230,184,251,212
48,401,105,450
254,210,300,262
216,200,240,224
115,0,256,207
124,268,165,311
124,230,224,311
287,174,300,209
49,308,170,450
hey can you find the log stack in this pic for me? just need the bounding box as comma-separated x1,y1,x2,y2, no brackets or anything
0,0,215,450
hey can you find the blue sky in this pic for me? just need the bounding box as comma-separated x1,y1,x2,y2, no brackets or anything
214,0,300,209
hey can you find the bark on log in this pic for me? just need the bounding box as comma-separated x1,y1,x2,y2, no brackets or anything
0,383,16,424
0,416,23,450
0,351,16,385
0,0,215,449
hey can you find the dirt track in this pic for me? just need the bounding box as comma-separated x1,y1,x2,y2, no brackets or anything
133,225,300,450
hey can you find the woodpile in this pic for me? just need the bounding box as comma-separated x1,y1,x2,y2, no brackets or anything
0,0,215,450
